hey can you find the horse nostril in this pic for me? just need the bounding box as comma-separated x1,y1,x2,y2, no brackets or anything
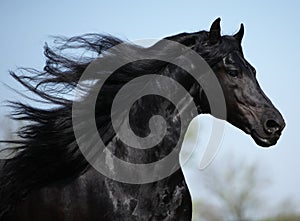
264,119,282,135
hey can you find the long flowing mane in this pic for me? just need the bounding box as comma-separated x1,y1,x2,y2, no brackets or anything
0,30,232,217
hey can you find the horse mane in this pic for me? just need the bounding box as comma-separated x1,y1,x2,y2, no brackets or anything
0,30,235,217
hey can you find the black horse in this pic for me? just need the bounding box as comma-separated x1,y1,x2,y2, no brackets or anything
0,18,285,220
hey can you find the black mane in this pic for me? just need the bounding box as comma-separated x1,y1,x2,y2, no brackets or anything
0,30,239,217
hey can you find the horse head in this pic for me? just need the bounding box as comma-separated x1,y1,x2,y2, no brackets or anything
193,18,285,147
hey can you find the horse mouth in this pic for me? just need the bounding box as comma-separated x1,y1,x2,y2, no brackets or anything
250,130,280,147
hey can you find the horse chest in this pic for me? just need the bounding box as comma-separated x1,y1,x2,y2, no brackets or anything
102,170,192,220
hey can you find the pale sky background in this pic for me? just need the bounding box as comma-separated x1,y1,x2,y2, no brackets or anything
0,0,299,218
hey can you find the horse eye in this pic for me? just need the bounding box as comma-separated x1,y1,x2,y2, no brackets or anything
227,70,239,77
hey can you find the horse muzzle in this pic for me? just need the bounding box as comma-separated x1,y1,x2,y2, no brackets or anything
250,110,285,147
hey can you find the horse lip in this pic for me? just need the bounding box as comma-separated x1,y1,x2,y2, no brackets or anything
250,130,280,147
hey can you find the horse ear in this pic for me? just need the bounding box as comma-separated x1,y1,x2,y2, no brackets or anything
234,23,244,44
209,17,221,45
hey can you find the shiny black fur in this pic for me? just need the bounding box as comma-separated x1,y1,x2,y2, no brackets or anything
0,18,285,220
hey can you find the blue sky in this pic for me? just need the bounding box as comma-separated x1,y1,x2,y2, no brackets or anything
1,0,299,216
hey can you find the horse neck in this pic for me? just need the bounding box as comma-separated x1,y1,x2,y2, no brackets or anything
94,93,195,219
108,94,199,166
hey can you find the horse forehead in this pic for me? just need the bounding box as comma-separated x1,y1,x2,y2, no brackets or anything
228,50,248,67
